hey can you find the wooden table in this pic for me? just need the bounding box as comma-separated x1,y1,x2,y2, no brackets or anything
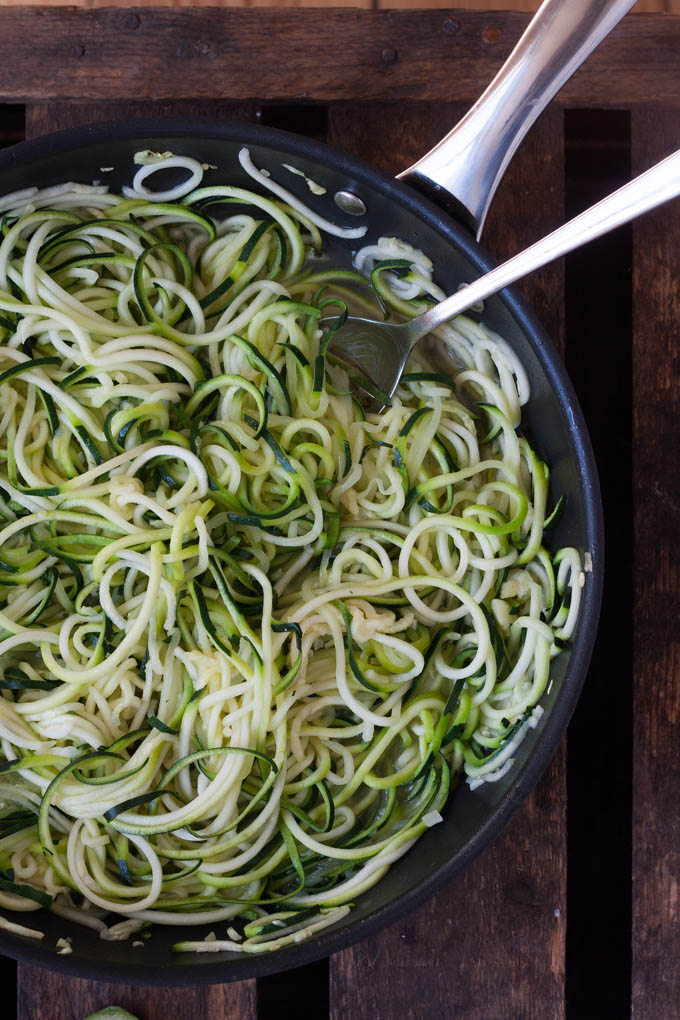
0,8,677,1019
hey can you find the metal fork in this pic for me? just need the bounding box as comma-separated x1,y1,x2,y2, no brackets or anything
328,147,680,406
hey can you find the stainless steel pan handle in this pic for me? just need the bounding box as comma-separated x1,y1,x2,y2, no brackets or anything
398,0,637,239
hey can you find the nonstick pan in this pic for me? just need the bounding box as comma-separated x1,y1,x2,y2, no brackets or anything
0,113,603,987
0,0,618,983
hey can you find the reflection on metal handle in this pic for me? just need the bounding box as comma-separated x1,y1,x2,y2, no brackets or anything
397,0,637,239
406,147,680,343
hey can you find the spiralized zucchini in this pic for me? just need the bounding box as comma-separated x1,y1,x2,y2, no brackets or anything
0,150,583,954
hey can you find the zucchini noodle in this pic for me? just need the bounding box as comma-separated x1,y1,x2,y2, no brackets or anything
0,152,583,955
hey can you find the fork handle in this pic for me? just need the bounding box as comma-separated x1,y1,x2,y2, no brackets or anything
405,147,680,346
398,0,636,239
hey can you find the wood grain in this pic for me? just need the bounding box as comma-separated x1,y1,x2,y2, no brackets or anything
17,964,256,1020
0,10,678,107
377,0,541,9
327,99,467,176
24,99,260,138
328,104,566,1020
631,108,680,1020
0,0,373,5
0,1,675,10
379,0,672,9
331,753,567,1020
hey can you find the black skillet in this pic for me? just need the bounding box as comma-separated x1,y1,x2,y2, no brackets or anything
0,0,618,983
0,114,603,987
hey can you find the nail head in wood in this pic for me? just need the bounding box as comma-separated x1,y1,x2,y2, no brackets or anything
443,19,461,36
482,26,502,44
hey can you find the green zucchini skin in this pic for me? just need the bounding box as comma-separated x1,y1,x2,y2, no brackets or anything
0,157,582,955
82,1009,141,1020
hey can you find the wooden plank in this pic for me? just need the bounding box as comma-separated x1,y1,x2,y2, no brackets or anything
24,99,260,138
0,0,372,5
380,0,671,9
327,99,467,181
378,0,540,8
17,965,256,1020
630,109,680,1020
634,0,675,10
385,0,675,8
331,752,567,1020
0,10,678,107
0,0,675,10
481,110,565,353
328,103,566,1019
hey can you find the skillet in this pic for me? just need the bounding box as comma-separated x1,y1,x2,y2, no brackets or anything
0,0,611,984
0,115,603,986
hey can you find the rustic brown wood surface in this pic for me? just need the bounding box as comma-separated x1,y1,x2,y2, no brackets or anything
1,1,679,13
24,100,261,138
0,9,678,106
0,8,677,1020
330,762,567,1020
0,0,677,9
631,107,680,1020
18,965,257,1020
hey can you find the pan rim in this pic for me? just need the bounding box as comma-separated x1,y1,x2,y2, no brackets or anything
0,116,604,985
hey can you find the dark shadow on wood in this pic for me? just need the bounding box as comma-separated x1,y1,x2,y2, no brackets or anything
563,108,633,1020
259,103,329,143
0,103,24,148
257,957,330,1020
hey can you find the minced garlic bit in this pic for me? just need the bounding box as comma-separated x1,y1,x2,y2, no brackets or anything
491,598,511,632
133,149,174,165
422,810,443,827
282,163,327,196
100,918,146,942
500,570,534,600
